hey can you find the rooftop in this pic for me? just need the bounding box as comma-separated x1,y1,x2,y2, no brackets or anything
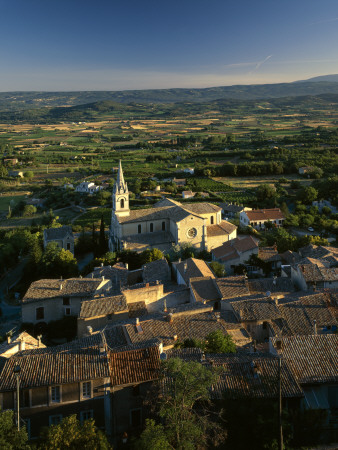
230,298,282,322
207,220,237,237
190,277,221,302
174,257,215,285
79,295,127,319
215,276,250,300
211,236,258,260
44,225,73,241
143,258,170,283
245,208,285,221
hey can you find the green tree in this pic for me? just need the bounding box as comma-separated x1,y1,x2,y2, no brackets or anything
23,171,34,179
138,419,171,450
99,215,107,255
298,186,318,204
205,330,236,354
145,358,225,449
39,414,111,450
39,242,78,279
209,261,226,277
22,204,37,217
0,409,29,449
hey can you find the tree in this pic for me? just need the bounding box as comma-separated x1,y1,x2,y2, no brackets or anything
39,242,78,279
22,204,37,217
142,358,225,449
209,261,226,277
99,215,108,255
138,419,171,450
23,171,34,179
298,186,318,205
39,414,111,450
0,409,29,449
205,330,236,354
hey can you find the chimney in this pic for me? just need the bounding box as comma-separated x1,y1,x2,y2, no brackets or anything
314,320,317,335
37,335,42,348
19,339,25,351
146,282,149,288
125,263,129,270
163,299,167,313
275,297,279,306
178,258,181,263
239,309,243,320
136,317,140,326
60,283,63,291
167,313,173,324
173,334,178,341
7,335,11,344
201,352,206,363
102,276,105,281
87,326,93,335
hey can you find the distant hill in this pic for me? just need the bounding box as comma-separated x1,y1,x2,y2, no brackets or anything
2,80,338,111
297,74,338,83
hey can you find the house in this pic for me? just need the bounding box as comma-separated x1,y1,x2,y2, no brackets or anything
172,257,215,286
77,295,129,337
43,226,74,255
219,202,252,219
172,178,186,186
291,262,338,291
142,258,171,284
182,168,194,175
109,162,237,253
240,209,285,229
270,334,338,429
214,276,251,307
189,277,221,304
211,236,259,273
75,181,102,194
8,170,23,178
298,166,314,175
0,336,112,439
3,158,18,165
182,190,195,199
0,332,45,358
86,263,129,293
21,277,112,325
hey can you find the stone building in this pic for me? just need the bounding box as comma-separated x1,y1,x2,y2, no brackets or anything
43,226,74,255
109,161,237,253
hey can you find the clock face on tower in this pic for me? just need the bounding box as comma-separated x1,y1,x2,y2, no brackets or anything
187,227,197,239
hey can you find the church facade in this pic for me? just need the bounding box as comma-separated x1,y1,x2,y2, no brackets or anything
109,161,237,253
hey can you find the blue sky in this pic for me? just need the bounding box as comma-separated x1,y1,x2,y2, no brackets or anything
1,0,338,91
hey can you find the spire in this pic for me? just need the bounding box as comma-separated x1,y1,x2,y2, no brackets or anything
115,160,127,193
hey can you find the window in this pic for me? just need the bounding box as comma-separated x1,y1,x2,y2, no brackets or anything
162,221,166,231
130,408,142,427
82,381,91,399
51,386,61,403
150,223,154,232
210,216,214,225
138,224,141,234
63,297,70,306
36,307,44,321
80,410,93,424
120,198,125,208
66,243,71,250
64,307,71,316
49,415,62,426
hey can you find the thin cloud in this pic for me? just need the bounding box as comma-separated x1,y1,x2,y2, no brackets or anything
310,17,338,25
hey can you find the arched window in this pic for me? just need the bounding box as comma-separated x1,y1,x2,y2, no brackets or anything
150,223,154,232
211,216,214,225
138,224,141,234
162,221,166,231
120,198,125,209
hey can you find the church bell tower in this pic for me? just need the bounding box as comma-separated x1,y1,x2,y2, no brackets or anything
113,160,130,217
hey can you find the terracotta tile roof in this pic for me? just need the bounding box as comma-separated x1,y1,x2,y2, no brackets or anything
207,220,237,237
298,264,338,282
258,247,281,262
271,334,338,384
219,203,248,213
299,244,338,260
124,312,228,347
87,263,129,290
79,295,127,319
220,311,242,329
174,258,215,284
0,338,110,391
230,298,282,321
128,301,148,318
143,258,170,283
212,236,258,259
280,250,301,265
109,346,160,386
166,347,203,361
208,354,303,399
248,277,295,295
44,225,73,241
167,302,213,316
0,332,46,356
23,278,108,303
275,293,337,336
190,277,221,302
245,208,285,221
215,276,250,300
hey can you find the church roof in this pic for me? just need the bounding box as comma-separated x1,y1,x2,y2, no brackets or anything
183,203,221,214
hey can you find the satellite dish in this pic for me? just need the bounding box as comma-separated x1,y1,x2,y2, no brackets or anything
265,291,271,297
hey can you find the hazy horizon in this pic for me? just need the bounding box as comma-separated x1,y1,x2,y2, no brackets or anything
2,0,338,91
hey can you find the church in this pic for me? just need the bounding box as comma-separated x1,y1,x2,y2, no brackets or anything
109,161,237,253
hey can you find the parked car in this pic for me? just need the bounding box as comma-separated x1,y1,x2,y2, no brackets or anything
307,227,314,232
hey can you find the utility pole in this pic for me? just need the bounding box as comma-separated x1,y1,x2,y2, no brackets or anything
278,357,283,450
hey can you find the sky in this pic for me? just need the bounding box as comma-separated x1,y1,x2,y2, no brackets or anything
1,0,338,91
